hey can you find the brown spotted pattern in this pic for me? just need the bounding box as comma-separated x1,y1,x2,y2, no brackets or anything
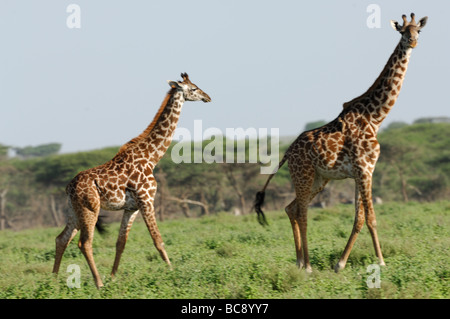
53,73,211,288
255,13,427,273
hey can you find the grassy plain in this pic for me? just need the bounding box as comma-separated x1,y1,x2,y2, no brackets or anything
0,201,448,299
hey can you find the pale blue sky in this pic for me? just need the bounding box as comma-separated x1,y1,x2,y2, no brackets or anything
1,1,448,153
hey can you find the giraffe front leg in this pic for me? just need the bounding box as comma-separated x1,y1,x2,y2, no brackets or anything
111,210,139,277
139,200,172,268
335,183,365,272
361,182,385,267
53,221,78,275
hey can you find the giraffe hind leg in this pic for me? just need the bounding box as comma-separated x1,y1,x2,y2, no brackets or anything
296,201,312,272
285,199,304,269
67,198,103,288
77,204,104,288
288,171,329,273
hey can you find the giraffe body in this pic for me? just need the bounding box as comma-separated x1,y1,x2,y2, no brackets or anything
53,73,211,288
255,14,427,272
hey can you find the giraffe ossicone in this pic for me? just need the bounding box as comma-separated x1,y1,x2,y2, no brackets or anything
254,13,428,273
53,73,211,288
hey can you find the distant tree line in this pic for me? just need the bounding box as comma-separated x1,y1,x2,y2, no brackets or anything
0,120,449,230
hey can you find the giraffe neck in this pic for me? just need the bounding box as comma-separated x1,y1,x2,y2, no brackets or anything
145,90,184,162
117,88,185,164
343,41,412,131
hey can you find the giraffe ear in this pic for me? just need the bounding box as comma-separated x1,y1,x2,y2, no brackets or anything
390,20,402,31
417,16,428,29
167,80,182,89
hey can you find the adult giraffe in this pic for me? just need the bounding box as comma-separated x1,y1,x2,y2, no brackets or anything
254,13,427,273
53,73,211,288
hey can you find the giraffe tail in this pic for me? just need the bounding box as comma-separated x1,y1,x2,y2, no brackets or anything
254,153,289,226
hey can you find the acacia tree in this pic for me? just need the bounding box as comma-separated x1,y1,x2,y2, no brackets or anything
13,143,61,159
221,162,260,214
380,141,419,202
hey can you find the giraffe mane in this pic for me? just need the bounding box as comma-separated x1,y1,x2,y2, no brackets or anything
116,87,177,155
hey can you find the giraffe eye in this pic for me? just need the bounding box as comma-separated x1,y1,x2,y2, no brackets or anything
191,88,198,92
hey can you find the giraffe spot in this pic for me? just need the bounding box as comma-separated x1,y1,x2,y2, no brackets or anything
374,90,382,99
161,120,169,129
118,174,128,184
327,140,337,153
137,159,147,167
143,166,152,176
130,171,141,182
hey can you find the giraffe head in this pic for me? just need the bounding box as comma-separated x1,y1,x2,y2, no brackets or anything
390,13,428,49
167,73,211,103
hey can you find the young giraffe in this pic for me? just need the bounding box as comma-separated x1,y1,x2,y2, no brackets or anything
53,73,211,288
254,13,427,273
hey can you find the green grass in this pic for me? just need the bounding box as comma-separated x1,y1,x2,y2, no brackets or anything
0,201,448,299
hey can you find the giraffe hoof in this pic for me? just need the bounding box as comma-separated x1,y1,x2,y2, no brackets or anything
334,262,345,273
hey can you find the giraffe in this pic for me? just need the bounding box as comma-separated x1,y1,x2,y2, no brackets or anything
53,73,211,288
254,13,427,273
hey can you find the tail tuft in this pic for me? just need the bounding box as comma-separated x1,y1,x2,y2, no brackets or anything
254,191,268,226
252,152,289,226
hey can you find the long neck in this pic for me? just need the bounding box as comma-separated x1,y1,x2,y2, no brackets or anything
343,41,412,131
117,88,185,163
